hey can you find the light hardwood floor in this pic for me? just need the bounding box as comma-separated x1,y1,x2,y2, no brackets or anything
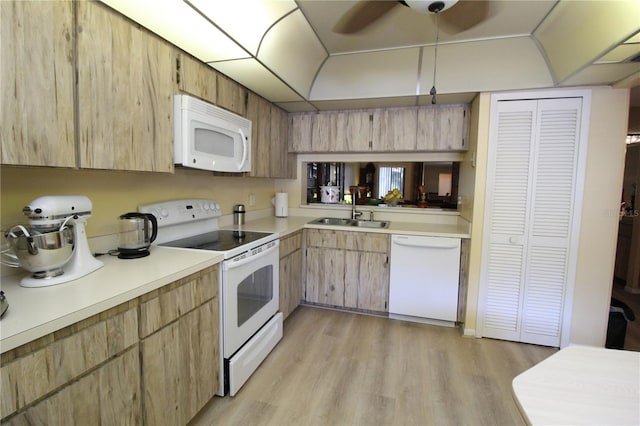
192,306,557,426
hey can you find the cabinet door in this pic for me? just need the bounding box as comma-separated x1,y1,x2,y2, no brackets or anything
270,104,291,178
305,247,345,306
246,92,271,177
288,113,313,152
177,53,217,104
342,111,372,151
372,107,418,151
311,112,339,151
1,0,75,167
344,251,389,312
217,73,246,116
77,1,174,172
8,347,141,426
280,249,303,320
417,104,470,151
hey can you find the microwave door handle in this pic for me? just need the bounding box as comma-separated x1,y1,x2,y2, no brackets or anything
239,128,248,170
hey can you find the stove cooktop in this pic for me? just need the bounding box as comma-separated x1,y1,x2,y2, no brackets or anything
159,230,273,252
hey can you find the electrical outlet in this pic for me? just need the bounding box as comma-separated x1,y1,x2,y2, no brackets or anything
248,193,256,206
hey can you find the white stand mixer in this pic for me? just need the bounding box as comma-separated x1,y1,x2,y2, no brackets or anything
15,195,104,288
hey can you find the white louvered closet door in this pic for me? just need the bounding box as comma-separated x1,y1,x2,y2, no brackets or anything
479,97,584,347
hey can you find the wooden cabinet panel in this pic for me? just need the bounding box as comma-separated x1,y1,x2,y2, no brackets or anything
281,248,303,320
271,105,291,178
305,247,345,306
312,111,372,152
177,53,217,104
77,0,174,172
139,266,217,338
306,228,340,249
1,0,75,167
217,73,246,116
140,266,218,424
417,104,470,151
7,347,141,426
341,232,389,253
281,231,303,258
246,92,271,177
0,306,138,421
344,251,389,312
342,111,371,151
288,113,313,152
372,107,418,151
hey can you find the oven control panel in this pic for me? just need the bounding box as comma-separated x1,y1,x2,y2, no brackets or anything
139,199,221,227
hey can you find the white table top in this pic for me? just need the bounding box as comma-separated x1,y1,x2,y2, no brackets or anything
512,345,640,425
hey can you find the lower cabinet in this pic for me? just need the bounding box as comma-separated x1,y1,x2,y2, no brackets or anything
279,231,303,319
138,266,219,425
0,265,219,425
305,229,390,313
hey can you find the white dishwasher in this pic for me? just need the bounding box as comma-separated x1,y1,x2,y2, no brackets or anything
389,234,461,325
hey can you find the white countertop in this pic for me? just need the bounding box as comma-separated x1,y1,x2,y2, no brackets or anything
230,215,471,239
0,247,223,353
512,345,640,425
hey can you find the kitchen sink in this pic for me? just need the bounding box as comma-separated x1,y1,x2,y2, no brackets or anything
309,217,390,229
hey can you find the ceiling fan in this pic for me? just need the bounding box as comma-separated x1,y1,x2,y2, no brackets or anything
332,0,491,35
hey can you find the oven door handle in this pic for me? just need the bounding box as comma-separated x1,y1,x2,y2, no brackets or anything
223,241,279,271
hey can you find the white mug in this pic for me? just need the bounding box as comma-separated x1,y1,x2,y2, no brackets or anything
271,192,288,217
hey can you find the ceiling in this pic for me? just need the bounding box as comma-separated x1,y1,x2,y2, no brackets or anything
102,0,640,112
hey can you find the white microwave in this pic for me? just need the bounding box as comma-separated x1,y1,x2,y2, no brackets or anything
174,94,251,173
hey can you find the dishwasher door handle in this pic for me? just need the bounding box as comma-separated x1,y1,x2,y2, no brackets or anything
393,238,459,250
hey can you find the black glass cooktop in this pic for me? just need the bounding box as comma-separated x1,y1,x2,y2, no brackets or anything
160,230,272,252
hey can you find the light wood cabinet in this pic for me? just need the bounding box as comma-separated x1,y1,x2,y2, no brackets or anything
139,266,218,425
217,73,246,116
288,112,314,152
177,52,218,105
305,229,390,312
1,0,76,167
279,231,304,319
1,304,140,424
372,107,418,151
417,104,470,151
76,0,174,172
311,111,371,152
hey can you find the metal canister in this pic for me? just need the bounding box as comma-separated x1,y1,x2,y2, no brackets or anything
233,204,245,238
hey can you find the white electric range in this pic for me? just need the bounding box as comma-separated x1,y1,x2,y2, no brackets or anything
139,199,282,396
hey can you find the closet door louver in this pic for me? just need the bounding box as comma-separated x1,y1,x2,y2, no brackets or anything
480,97,583,347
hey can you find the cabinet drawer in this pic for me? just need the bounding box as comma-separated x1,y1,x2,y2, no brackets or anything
1,305,138,420
340,232,389,253
139,266,217,339
280,231,302,259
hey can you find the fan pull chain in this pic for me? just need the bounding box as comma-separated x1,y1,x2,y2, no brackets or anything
431,12,440,104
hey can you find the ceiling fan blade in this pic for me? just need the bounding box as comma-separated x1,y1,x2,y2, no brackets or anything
333,1,399,34
438,0,491,33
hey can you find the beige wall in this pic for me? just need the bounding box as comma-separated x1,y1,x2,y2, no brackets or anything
464,86,630,347
1,166,278,237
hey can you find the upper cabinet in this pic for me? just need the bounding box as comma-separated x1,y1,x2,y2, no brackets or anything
246,92,293,178
417,104,470,151
371,107,418,151
1,1,76,167
289,104,469,154
76,0,174,172
177,53,218,105
217,73,247,117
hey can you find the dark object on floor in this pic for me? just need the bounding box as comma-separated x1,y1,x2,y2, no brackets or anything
606,298,636,349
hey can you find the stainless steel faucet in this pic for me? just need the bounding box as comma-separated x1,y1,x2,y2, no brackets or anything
352,192,363,220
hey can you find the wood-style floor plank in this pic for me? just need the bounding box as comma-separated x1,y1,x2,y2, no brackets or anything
191,306,557,426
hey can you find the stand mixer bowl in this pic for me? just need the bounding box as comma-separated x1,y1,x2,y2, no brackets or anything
6,226,74,278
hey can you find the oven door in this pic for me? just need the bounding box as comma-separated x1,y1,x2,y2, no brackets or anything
222,240,279,358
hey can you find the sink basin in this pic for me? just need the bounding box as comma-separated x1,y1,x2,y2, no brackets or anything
309,217,390,229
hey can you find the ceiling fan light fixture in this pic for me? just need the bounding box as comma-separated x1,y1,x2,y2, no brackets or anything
403,0,458,14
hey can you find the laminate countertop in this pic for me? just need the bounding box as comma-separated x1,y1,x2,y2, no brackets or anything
226,215,471,239
512,345,640,425
0,247,223,354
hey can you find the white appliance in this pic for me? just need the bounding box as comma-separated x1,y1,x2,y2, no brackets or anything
139,199,281,397
272,192,288,217
3,195,104,287
174,94,251,173
389,234,461,326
